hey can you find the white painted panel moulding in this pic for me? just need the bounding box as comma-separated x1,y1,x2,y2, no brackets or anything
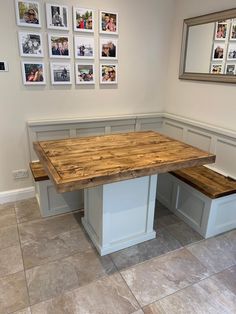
186,129,212,152
0,187,35,204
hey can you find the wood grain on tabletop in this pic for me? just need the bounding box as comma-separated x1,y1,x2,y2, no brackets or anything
171,166,236,198
33,131,216,192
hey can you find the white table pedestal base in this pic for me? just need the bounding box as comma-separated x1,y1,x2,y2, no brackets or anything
82,175,157,256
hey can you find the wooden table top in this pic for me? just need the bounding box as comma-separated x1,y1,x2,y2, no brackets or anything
33,131,216,192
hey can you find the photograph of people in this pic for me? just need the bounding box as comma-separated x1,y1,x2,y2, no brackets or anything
225,64,235,75
212,43,224,60
215,21,228,39
50,63,71,85
210,64,222,74
100,65,117,84
74,36,94,59
22,62,45,85
75,64,94,84
15,0,41,27
227,43,236,60
18,32,43,57
73,8,94,32
100,11,118,34
46,4,68,30
49,35,70,58
230,24,236,40
100,38,118,59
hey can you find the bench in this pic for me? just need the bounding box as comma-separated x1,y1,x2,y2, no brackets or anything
157,166,236,238
30,161,84,217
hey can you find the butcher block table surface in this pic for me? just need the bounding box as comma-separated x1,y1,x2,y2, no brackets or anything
33,131,216,193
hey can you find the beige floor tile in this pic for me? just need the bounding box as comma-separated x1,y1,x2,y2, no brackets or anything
0,245,24,278
0,203,17,227
26,248,116,305
0,271,29,314
211,265,236,295
187,229,236,274
143,271,236,314
22,228,92,269
31,273,139,314
15,198,41,224
12,308,31,314
18,212,81,246
121,248,209,307
0,224,19,250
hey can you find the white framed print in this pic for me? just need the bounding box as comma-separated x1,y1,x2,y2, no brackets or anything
48,34,70,58
230,22,236,40
227,43,236,60
18,32,43,57
100,37,118,60
225,63,236,75
15,0,41,27
210,63,223,74
75,63,95,84
100,11,118,35
100,64,118,84
46,3,69,30
74,36,95,59
214,21,228,40
50,62,72,85
21,62,45,85
73,7,94,32
212,43,225,60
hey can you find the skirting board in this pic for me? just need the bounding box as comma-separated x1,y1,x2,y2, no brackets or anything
0,186,35,204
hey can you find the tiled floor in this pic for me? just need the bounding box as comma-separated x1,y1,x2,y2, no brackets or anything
0,198,235,314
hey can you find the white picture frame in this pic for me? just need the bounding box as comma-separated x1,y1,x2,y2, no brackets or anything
50,62,72,85
212,43,225,60
100,37,118,60
15,0,41,28
46,3,69,30
73,7,94,33
18,31,43,57
227,43,236,60
210,63,223,74
21,62,46,85
75,63,95,84
225,63,236,75
230,22,236,40
214,21,228,40
100,11,118,35
100,64,118,84
48,34,70,58
74,36,95,59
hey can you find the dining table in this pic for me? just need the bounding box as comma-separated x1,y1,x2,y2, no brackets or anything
33,131,215,255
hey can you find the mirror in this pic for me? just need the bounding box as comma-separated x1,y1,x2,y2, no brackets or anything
179,8,236,83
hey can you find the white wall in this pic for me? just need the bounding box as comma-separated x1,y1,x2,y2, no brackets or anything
165,0,236,131
0,0,176,192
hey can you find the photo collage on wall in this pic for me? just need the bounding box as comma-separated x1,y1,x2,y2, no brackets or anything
15,0,119,85
210,18,236,75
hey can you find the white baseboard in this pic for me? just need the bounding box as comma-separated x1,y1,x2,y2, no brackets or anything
0,186,35,204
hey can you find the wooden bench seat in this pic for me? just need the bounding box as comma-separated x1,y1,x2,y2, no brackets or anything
171,166,236,199
29,161,83,217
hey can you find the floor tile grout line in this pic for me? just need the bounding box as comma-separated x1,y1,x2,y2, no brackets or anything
140,263,236,310
14,202,32,313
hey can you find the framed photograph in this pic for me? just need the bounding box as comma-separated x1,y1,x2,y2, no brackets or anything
100,64,118,84
46,3,69,30
75,63,95,84
230,23,236,40
74,36,95,59
18,32,43,57
21,62,45,85
210,63,223,74
50,62,72,85
212,43,225,60
225,64,236,75
227,43,236,60
48,34,70,58
15,0,41,27
215,21,228,40
100,37,118,60
100,11,118,35
73,7,94,32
